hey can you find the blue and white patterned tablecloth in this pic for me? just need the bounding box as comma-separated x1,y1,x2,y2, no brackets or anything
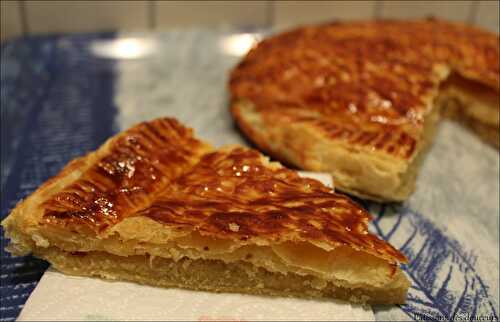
1,30,499,321
1,32,118,321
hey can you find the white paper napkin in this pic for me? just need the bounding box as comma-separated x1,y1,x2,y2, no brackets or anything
17,172,375,321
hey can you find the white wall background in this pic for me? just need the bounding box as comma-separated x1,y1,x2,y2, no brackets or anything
1,0,499,42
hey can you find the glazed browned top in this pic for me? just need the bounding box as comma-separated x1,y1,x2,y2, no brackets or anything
229,19,500,159
41,118,406,264
42,118,211,233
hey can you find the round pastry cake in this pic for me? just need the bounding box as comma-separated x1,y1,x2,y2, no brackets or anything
229,19,500,202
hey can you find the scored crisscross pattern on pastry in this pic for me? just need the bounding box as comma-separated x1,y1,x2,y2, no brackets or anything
39,118,406,264
230,19,499,159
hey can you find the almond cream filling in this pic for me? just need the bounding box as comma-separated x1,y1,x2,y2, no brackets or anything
7,219,398,290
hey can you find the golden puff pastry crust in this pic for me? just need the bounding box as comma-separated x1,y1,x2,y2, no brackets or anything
2,118,409,304
229,19,500,201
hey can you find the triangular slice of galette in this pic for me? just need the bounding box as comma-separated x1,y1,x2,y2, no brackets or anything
2,118,409,304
